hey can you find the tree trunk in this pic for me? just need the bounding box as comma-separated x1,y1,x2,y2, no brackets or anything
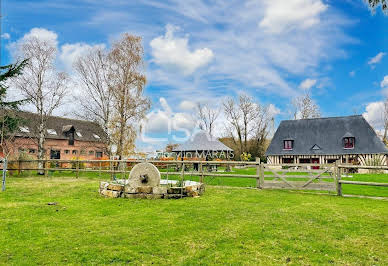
37,123,45,175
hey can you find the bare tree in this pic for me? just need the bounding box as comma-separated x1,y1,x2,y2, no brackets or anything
223,94,271,157
74,47,113,155
364,0,387,14
107,34,150,159
291,90,321,119
13,36,68,173
196,103,219,137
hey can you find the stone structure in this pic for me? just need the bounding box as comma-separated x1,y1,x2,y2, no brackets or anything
99,162,205,199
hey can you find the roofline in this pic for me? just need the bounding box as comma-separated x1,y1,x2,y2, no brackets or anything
17,110,100,125
280,115,363,123
265,152,388,156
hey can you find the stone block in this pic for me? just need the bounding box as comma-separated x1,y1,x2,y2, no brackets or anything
136,186,153,194
101,189,121,198
168,187,182,194
100,181,109,190
152,186,167,194
107,184,124,192
124,186,137,193
165,194,183,199
124,193,148,199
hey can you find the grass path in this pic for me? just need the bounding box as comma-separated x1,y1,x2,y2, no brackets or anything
0,176,387,265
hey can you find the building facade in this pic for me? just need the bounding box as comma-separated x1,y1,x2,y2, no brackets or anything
2,111,108,160
265,116,388,166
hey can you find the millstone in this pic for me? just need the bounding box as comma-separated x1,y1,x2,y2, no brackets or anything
128,162,161,187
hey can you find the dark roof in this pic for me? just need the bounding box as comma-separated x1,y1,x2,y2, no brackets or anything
14,111,106,143
172,131,233,152
266,115,388,156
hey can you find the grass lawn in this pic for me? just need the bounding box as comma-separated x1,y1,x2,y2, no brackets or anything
0,176,387,265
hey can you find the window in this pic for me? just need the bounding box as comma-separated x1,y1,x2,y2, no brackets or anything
19,126,30,133
93,134,100,139
76,131,82,137
64,150,70,154
68,131,74,145
80,149,86,155
282,158,294,164
72,150,78,155
29,149,36,154
47,129,57,135
96,151,103,158
283,140,293,150
88,150,95,156
344,137,355,149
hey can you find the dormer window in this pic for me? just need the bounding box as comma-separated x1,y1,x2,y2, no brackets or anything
19,126,30,133
47,129,57,135
344,137,355,149
283,140,293,150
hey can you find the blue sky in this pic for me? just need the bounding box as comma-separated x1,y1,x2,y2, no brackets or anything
1,0,388,152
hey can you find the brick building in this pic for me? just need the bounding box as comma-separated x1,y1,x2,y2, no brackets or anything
2,111,108,160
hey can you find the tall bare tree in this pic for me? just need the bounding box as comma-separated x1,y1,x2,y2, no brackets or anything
107,34,150,159
223,94,272,157
74,47,113,154
291,90,321,119
196,103,219,137
13,36,68,173
365,0,387,14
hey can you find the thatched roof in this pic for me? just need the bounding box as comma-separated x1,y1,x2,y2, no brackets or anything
13,111,106,143
172,131,233,152
266,115,388,156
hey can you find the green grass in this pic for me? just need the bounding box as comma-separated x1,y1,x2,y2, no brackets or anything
0,176,387,265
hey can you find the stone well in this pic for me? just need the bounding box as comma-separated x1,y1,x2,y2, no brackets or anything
99,162,205,199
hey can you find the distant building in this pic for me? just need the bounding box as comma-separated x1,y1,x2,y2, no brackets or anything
265,115,388,165
172,131,234,160
2,111,107,160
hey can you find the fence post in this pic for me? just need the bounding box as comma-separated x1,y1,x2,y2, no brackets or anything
44,160,48,178
181,162,185,198
76,159,79,179
18,158,21,175
335,160,342,196
2,159,7,191
99,161,102,177
199,162,203,183
256,157,260,189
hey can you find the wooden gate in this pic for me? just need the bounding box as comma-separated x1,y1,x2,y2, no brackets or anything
259,164,336,191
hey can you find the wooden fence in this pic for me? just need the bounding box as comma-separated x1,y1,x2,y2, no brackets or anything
335,164,388,196
1,159,387,196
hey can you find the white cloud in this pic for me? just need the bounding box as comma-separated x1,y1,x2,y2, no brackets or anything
8,28,58,59
267,104,281,118
259,0,328,34
150,24,214,75
1,33,10,39
368,52,386,66
349,70,355,77
299,78,317,90
381,75,388,88
143,97,197,134
59,42,106,72
178,100,197,111
363,101,385,130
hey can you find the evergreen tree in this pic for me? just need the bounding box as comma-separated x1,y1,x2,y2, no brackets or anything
0,60,28,143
